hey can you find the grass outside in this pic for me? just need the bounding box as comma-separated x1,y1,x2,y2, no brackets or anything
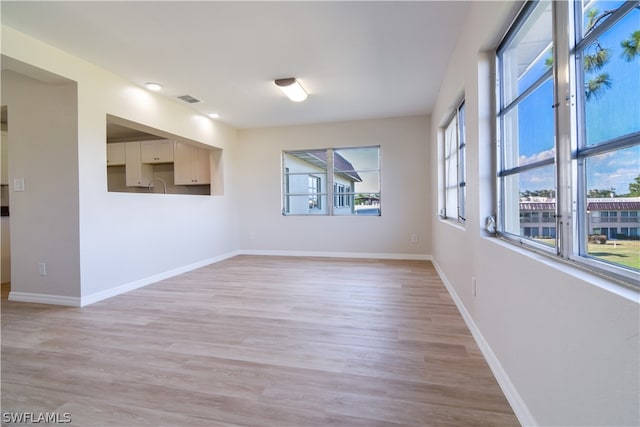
588,239,640,270
534,238,639,270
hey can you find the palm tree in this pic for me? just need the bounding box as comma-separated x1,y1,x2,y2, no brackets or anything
621,30,640,61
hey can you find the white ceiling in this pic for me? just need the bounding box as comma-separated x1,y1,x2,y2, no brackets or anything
1,1,470,129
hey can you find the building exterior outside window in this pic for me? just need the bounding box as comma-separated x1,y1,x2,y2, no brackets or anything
520,198,640,241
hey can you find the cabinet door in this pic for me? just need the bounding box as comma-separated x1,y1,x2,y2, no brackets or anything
106,142,126,166
141,139,174,163
125,142,153,187
174,141,211,185
191,148,211,184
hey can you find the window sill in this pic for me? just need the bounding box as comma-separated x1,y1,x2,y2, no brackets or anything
439,217,466,231
485,235,639,303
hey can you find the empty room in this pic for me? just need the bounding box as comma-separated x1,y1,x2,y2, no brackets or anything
1,1,638,426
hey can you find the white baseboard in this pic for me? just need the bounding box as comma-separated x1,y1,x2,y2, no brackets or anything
6,250,427,308
431,258,537,427
8,253,238,308
238,249,431,261
8,291,81,307
80,250,241,307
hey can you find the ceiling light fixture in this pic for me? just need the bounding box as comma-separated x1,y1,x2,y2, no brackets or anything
274,78,308,102
145,82,163,91
208,113,221,119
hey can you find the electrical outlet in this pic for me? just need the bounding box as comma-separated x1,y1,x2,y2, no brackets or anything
38,262,47,277
411,234,418,243
13,178,25,192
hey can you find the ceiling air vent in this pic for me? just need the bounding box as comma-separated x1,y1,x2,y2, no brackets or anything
177,94,202,104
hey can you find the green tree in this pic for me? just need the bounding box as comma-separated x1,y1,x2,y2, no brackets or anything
583,8,614,100
548,6,640,100
629,175,640,197
520,189,556,199
621,30,640,61
588,188,616,198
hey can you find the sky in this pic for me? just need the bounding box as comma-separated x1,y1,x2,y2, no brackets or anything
514,0,639,195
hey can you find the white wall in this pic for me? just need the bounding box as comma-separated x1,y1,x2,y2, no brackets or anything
237,116,430,258
1,27,239,305
1,70,81,300
430,1,639,426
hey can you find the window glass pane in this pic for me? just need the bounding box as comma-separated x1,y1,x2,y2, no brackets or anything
500,1,553,106
333,147,380,216
502,164,556,247
580,7,640,147
334,147,379,172
351,171,380,194
286,195,328,215
502,78,555,170
444,115,458,218
584,145,640,270
578,0,627,39
284,150,328,175
351,171,381,216
585,145,640,199
353,193,381,216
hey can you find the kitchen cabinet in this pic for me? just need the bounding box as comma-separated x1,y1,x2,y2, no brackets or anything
141,139,174,164
125,141,153,187
174,141,211,185
106,142,125,166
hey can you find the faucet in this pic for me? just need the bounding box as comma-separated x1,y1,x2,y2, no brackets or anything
148,178,167,194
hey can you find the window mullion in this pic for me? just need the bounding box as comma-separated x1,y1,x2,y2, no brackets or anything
553,0,575,259
327,149,334,216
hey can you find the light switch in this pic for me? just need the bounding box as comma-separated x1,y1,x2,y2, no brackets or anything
13,178,25,192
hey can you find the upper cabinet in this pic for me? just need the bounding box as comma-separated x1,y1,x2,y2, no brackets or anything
141,139,174,164
106,142,126,166
174,141,211,185
125,141,153,187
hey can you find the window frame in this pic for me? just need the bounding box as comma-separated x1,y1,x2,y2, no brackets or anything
282,146,381,217
442,99,467,224
496,0,640,287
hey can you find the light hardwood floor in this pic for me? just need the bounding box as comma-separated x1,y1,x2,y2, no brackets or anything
1,256,519,426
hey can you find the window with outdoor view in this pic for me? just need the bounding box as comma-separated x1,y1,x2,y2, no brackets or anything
442,100,466,223
497,0,639,286
282,146,380,216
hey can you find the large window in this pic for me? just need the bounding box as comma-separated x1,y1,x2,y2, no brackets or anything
443,100,466,223
282,146,380,216
497,0,639,285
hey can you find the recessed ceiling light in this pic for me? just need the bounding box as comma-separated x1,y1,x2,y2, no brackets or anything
145,82,163,91
208,113,221,119
274,78,308,102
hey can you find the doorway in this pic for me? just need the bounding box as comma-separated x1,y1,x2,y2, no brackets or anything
1,106,10,298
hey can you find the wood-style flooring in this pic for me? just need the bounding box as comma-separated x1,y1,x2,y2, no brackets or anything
1,256,519,426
